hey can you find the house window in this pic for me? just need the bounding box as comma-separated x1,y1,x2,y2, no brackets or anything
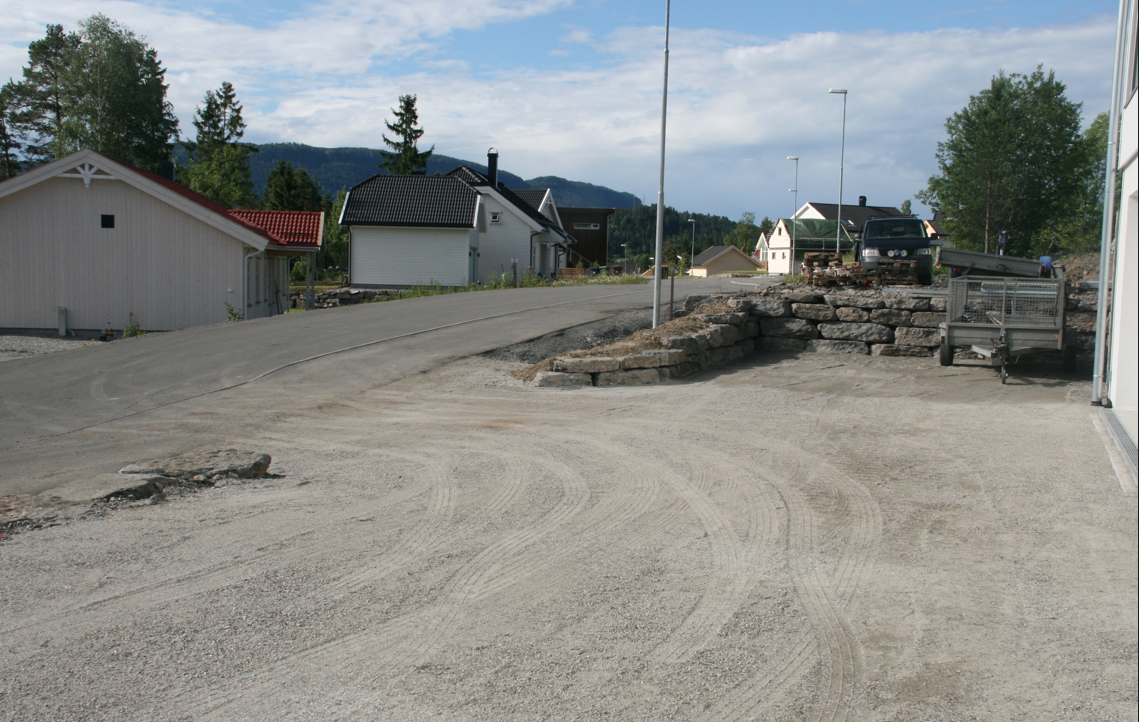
101,214,115,229
490,212,501,223
574,222,600,230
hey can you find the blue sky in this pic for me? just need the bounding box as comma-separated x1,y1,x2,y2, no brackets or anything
0,0,1122,221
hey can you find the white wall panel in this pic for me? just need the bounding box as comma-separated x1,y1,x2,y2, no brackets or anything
351,227,469,287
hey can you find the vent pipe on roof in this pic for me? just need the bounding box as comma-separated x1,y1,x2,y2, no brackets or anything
858,196,866,207
487,148,498,188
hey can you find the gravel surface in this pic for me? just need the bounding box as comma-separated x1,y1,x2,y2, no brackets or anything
0,335,91,362
0,350,1134,721
485,308,657,364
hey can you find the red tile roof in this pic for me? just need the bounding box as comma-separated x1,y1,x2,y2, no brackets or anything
229,209,324,249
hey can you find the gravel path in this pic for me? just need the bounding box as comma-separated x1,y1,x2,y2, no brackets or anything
0,335,91,362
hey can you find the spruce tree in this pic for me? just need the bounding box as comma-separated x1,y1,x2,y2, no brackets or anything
2,24,79,166
263,159,325,211
180,81,256,208
380,94,433,175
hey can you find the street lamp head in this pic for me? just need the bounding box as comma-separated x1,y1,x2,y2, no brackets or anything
687,218,695,223
828,88,848,94
786,155,798,160
789,188,796,192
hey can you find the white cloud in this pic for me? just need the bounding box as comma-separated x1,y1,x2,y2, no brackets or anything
0,2,1117,219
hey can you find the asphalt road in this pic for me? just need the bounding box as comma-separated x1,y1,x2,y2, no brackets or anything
0,277,749,494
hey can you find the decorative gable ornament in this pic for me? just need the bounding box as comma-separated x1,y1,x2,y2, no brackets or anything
58,162,116,188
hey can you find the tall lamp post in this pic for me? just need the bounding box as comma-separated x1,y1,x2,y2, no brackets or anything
787,156,799,268
687,218,696,274
829,88,847,256
651,0,672,328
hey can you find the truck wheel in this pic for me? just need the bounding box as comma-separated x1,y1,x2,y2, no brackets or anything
1062,344,1076,373
939,338,953,367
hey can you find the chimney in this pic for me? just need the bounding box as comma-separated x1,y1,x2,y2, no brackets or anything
858,196,867,207
487,148,499,187
159,161,176,182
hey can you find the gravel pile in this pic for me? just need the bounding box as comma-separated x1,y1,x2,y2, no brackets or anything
0,335,91,362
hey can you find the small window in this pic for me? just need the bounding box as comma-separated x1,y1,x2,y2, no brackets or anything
573,222,600,230
490,212,501,223
101,214,115,229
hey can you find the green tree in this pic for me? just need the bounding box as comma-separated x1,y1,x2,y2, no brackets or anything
900,199,913,217
323,189,350,268
263,159,324,211
0,87,22,179
1032,111,1113,254
723,212,761,250
380,94,433,175
2,24,79,166
917,66,1084,256
180,82,256,208
55,15,179,171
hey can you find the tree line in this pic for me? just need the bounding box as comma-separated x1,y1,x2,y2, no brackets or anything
609,205,774,270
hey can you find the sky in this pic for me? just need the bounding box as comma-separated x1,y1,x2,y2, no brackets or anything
0,0,1123,221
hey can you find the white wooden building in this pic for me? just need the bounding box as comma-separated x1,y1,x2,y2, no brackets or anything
0,150,322,334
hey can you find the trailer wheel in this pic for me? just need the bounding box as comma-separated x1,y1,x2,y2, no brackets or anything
1062,344,1076,373
939,339,953,366
999,363,1008,384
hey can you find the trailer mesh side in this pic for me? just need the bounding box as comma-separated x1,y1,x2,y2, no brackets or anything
946,278,1064,327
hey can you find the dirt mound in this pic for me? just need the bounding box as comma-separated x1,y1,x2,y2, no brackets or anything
1057,252,1100,282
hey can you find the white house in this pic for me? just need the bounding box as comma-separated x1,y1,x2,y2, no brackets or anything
341,151,574,287
0,149,322,334
793,198,905,234
766,218,856,274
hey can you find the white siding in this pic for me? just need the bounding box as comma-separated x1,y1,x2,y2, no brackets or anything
477,196,535,284
351,226,470,287
0,176,246,331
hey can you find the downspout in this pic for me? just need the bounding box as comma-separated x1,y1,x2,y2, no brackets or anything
242,248,260,320
1092,0,1130,406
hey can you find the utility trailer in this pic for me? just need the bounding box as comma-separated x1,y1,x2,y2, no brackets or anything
935,246,1044,278
938,276,1076,383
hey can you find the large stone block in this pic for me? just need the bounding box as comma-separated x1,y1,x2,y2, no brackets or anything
749,298,793,317
869,309,912,327
741,321,760,339
700,324,740,348
871,344,933,357
662,361,701,378
929,297,947,312
661,336,700,354
554,356,620,373
620,354,662,370
836,306,869,322
645,348,688,366
817,322,893,343
534,372,593,387
805,339,870,355
684,294,710,310
758,337,808,352
885,296,931,311
824,294,885,309
910,311,943,328
760,317,818,339
793,303,838,322
737,339,755,355
785,292,824,304
595,369,662,386
699,312,747,325
893,327,941,347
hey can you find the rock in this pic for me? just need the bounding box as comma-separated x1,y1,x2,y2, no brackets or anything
817,322,893,343
759,317,819,340
741,321,760,339
644,349,687,366
910,311,943,328
824,294,886,309
48,474,169,503
534,372,593,387
793,303,838,322
894,327,941,347
871,344,933,357
758,337,808,352
120,449,271,480
698,313,746,325
805,340,870,355
929,298,947,312
554,357,620,373
836,306,869,322
869,309,912,327
684,294,710,311
595,369,662,386
620,355,662,370
737,339,756,355
661,336,701,354
698,324,740,348
749,298,793,317
785,292,824,304
885,297,931,311
663,361,701,378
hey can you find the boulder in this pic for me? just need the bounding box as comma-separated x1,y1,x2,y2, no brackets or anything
869,309,912,327
760,317,819,340
817,322,893,343
684,294,710,311
929,298,947,312
871,344,934,357
554,357,620,373
698,312,746,325
793,303,838,322
120,449,271,480
824,294,885,309
885,297,931,311
741,321,760,339
749,298,793,317
699,324,740,348
644,349,688,366
737,339,755,355
620,355,661,370
910,312,943,328
49,474,169,503
785,292,824,304
805,340,870,355
661,336,701,354
894,327,941,347
595,369,662,386
534,372,592,387
758,337,808,352
836,306,869,323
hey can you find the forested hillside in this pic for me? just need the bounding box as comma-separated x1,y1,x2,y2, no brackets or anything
609,205,737,267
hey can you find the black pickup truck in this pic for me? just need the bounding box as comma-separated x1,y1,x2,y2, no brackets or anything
856,217,933,285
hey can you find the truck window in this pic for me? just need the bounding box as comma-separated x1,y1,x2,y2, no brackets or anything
864,219,926,240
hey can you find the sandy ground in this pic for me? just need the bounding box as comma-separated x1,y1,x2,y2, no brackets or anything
1,347,1135,721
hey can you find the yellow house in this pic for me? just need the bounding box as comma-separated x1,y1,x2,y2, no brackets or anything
690,245,763,277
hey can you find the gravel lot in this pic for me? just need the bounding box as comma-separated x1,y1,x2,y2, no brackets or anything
0,340,1135,721
0,334,91,362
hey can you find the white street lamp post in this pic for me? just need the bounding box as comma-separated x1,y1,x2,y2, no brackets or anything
651,0,672,328
829,88,848,256
687,218,696,274
787,156,799,268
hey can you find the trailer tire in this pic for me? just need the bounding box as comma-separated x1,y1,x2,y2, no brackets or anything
1062,344,1076,373
939,338,953,367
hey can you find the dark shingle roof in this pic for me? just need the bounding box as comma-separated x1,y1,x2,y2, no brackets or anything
512,189,548,211
446,166,567,238
341,175,479,228
806,202,904,228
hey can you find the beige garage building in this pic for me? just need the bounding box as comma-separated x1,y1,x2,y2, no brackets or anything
0,150,321,334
